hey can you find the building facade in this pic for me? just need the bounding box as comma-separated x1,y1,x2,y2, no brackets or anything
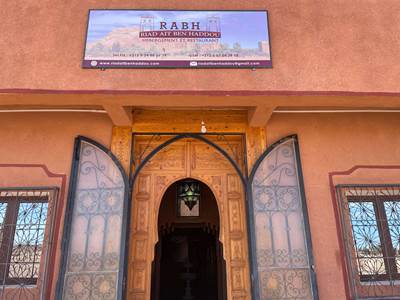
1,1,400,300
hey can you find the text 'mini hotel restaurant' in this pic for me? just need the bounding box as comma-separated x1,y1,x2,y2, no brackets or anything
1,2,400,300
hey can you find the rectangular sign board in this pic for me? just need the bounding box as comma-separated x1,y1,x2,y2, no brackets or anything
83,10,271,68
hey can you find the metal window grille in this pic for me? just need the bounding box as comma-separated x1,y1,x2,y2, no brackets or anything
337,185,400,299
0,188,58,300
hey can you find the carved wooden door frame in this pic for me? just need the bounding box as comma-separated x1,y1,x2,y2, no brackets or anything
128,133,251,300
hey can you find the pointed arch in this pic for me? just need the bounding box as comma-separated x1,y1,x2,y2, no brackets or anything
154,176,222,241
56,136,129,300
247,135,319,299
130,133,246,188
129,133,249,299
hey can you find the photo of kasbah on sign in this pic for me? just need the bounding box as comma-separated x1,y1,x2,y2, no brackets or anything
83,10,272,69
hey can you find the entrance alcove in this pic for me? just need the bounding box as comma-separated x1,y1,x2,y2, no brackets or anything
151,178,227,300
128,135,251,300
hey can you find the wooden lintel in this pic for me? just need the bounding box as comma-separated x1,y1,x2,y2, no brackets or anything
248,106,275,127
103,105,132,126
132,109,248,133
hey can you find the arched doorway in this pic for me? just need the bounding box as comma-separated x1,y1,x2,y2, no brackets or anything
57,134,318,300
151,179,227,300
128,135,251,300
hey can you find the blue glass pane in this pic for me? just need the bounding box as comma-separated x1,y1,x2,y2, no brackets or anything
0,203,7,225
348,202,385,275
9,202,49,279
384,201,400,270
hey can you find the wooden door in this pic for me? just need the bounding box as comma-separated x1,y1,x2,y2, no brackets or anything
127,136,251,300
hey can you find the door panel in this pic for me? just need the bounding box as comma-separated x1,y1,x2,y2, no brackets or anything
57,137,129,300
248,136,318,300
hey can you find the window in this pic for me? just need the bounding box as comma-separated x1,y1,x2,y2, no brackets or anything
0,189,55,286
337,185,400,299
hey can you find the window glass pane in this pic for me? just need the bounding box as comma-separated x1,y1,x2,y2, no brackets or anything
251,138,315,300
348,202,385,276
384,201,400,271
8,202,48,280
0,203,7,224
61,140,126,300
0,203,8,245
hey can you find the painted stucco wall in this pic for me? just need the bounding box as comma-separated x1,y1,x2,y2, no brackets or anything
0,113,112,169
1,0,399,299
267,112,400,299
1,1,399,92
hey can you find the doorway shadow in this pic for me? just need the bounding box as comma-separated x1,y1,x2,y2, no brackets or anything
151,179,227,300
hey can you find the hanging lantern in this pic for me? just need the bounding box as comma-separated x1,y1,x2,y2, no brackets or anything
177,180,200,211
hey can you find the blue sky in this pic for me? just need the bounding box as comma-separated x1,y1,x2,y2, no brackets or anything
86,10,269,48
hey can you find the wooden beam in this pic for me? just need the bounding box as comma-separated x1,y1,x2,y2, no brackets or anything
132,109,248,133
103,104,132,126
248,106,275,127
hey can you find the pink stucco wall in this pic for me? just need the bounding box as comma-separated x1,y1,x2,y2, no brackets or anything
1,1,399,92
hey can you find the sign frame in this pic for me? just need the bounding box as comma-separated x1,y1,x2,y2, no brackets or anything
82,9,272,69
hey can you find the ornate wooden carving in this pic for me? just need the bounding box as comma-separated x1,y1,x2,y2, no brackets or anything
191,143,232,170
128,137,251,299
140,144,186,171
245,126,266,172
110,126,132,173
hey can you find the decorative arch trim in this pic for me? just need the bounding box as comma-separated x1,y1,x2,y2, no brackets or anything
154,175,223,242
130,133,247,188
